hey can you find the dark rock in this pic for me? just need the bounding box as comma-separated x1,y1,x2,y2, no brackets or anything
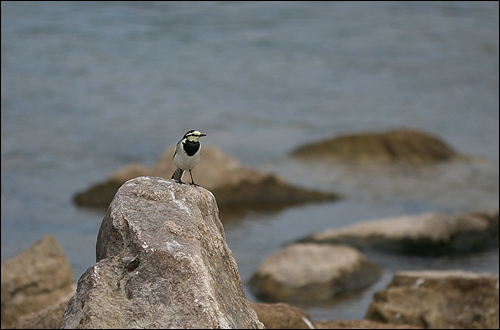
1,235,75,328
298,211,499,255
365,270,499,329
73,146,339,210
62,176,263,329
250,302,315,329
291,129,460,166
249,243,383,303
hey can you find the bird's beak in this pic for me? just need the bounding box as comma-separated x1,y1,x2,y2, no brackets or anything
200,133,207,137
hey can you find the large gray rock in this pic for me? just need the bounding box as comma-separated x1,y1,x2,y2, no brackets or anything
1,235,75,328
291,129,460,166
298,211,499,255
365,270,499,329
73,146,338,210
62,176,263,329
249,243,383,303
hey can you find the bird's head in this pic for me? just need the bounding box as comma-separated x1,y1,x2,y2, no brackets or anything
184,130,206,142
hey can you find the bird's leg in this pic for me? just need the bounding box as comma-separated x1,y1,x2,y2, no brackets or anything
189,170,198,186
171,169,185,184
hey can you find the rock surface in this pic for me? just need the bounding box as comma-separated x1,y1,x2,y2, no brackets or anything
250,302,315,329
248,243,383,303
298,211,499,255
365,270,499,329
12,292,74,329
73,146,339,210
291,129,460,165
1,235,75,328
62,176,263,329
314,319,422,329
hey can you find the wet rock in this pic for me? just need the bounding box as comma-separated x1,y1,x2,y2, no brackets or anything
73,146,339,209
1,235,76,328
12,292,73,329
248,243,383,303
291,129,460,165
314,319,422,329
62,176,263,329
365,270,499,329
298,211,499,255
250,302,315,329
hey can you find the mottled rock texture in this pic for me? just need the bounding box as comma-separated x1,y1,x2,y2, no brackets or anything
365,270,499,329
62,176,263,329
1,235,75,328
250,302,315,329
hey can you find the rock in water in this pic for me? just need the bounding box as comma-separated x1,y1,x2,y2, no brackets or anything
61,176,263,329
73,146,339,209
291,129,459,165
249,243,383,303
298,211,499,255
365,270,499,329
1,235,75,328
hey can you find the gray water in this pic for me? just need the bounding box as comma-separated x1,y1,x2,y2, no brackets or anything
2,1,498,321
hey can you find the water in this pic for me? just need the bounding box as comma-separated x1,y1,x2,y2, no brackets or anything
2,1,498,322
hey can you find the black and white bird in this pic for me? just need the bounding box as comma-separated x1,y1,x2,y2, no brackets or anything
171,130,206,185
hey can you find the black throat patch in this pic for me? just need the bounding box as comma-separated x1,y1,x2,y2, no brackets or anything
183,140,200,156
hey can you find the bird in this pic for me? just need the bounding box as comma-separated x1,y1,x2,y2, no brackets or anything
171,130,206,185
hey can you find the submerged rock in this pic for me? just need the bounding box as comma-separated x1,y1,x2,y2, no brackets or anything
291,129,460,165
62,176,263,329
248,243,383,303
1,235,75,328
298,211,499,255
73,146,339,210
365,270,499,329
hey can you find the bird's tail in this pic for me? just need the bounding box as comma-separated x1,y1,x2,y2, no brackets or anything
171,168,184,182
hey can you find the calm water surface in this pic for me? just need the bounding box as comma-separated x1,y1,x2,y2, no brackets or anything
2,1,498,321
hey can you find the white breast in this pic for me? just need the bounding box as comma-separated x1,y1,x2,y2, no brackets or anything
174,146,201,170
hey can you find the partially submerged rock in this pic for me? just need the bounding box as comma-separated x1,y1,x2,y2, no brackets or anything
298,211,499,255
1,235,75,328
73,146,339,210
291,129,460,166
248,243,383,303
62,176,263,329
365,270,499,329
